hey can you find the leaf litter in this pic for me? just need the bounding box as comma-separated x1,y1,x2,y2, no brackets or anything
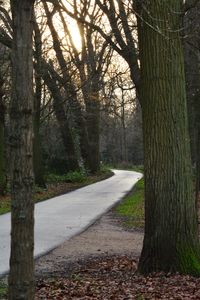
36,255,200,299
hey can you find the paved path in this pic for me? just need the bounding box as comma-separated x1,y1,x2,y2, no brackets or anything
0,169,142,276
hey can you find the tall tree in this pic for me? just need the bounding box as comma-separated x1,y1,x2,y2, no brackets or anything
9,0,35,299
40,59,81,171
59,0,140,96
58,0,109,172
136,0,200,275
43,2,81,171
33,15,46,187
0,74,6,195
183,1,200,200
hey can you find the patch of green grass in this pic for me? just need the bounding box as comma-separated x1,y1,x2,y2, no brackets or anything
0,282,8,299
115,178,144,229
0,196,10,215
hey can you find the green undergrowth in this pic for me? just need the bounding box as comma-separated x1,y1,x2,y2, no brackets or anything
0,282,7,299
0,168,113,216
115,178,144,229
45,170,87,184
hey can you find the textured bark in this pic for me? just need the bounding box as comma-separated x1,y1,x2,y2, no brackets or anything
85,84,100,173
183,1,200,165
33,18,45,187
183,1,200,200
0,77,6,195
8,0,35,299
137,0,200,275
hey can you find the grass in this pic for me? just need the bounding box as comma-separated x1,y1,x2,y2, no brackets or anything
0,194,10,215
0,282,7,299
115,178,144,229
0,168,113,216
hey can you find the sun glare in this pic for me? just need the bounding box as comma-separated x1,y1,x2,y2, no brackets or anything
65,18,82,51
51,11,82,51
58,0,83,51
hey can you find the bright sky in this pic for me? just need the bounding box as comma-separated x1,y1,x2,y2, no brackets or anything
58,0,83,50
56,14,82,51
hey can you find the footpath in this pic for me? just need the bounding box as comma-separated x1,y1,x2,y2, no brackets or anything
0,169,142,276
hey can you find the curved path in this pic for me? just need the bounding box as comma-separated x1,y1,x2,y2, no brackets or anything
0,169,142,276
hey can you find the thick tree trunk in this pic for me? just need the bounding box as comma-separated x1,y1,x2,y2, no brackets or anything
8,0,35,299
85,89,100,173
137,0,200,275
183,2,200,204
0,78,6,195
184,4,200,166
52,95,80,172
80,71,100,173
33,105,45,186
69,98,91,170
33,17,45,187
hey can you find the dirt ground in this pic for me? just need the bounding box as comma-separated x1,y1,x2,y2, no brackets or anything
35,210,144,278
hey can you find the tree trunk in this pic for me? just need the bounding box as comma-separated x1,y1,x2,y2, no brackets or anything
80,68,101,173
33,17,45,187
85,88,100,173
8,0,35,299
41,61,80,171
43,3,86,171
137,0,200,275
183,1,200,205
33,104,45,186
0,77,6,195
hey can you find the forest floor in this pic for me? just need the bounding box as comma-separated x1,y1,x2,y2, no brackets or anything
34,208,200,299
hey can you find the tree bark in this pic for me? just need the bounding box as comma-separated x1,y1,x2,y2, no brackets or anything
0,76,6,195
8,0,35,299
33,16,45,187
183,1,200,203
137,0,200,275
84,79,100,173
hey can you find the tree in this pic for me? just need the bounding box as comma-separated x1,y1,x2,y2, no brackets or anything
95,0,140,93
41,58,81,171
136,0,200,275
59,0,140,97
33,14,46,187
58,0,143,169
0,45,8,195
183,1,200,200
58,0,110,173
8,0,35,299
0,73,6,195
100,59,143,165
43,2,83,171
